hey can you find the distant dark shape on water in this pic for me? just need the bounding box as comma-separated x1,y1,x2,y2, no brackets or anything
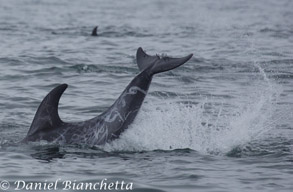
21,48,193,146
91,26,98,36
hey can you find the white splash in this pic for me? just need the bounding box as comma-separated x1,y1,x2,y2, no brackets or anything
104,64,280,154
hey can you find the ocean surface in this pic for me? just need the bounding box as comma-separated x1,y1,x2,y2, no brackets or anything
0,0,293,191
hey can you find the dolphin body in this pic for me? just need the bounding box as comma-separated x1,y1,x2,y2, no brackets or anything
22,48,193,146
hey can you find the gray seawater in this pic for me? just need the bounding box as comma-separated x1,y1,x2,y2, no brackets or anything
0,0,293,191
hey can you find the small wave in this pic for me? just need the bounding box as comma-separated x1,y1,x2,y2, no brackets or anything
0,57,25,67
21,56,69,65
227,137,293,158
99,25,153,38
272,73,293,80
267,59,293,65
259,27,293,38
70,64,136,74
22,66,64,76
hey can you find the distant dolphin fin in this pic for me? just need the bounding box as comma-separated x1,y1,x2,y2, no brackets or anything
91,26,98,36
26,84,68,138
136,47,193,75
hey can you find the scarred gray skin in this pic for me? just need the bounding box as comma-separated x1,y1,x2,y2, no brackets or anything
22,48,193,146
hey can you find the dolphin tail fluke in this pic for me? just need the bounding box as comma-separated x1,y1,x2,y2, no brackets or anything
24,84,68,141
136,47,193,75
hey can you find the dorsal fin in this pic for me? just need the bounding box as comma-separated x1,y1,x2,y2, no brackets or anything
26,84,68,137
91,26,98,36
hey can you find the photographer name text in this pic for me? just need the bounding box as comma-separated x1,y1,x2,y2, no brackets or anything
0,179,133,191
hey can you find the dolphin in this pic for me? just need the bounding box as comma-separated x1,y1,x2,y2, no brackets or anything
22,48,193,146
